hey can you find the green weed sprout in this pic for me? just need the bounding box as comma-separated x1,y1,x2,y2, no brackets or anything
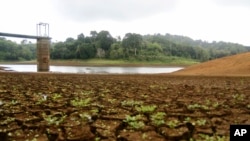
70,98,91,107
184,117,191,123
121,100,143,107
42,113,66,126
135,105,157,114
187,103,209,110
167,119,179,129
150,112,166,126
196,119,207,126
123,115,145,130
197,134,228,141
52,93,62,101
232,94,245,101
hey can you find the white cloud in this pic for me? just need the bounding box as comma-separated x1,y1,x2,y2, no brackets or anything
0,0,250,46
214,0,250,7
52,0,177,22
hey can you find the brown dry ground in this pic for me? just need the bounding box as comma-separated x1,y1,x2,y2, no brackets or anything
172,52,250,76
0,52,250,140
0,72,249,141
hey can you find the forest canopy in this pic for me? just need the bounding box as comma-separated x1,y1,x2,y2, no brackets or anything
0,31,249,63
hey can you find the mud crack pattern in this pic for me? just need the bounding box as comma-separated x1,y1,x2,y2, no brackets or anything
0,72,249,141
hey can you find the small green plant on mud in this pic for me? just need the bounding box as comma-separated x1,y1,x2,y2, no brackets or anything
185,117,207,126
121,100,143,107
212,102,219,108
42,113,66,126
70,98,91,107
184,117,191,123
52,93,62,101
0,117,15,125
187,103,200,110
205,99,211,105
11,100,18,105
135,105,157,114
36,96,47,105
150,112,166,126
187,103,209,110
196,119,207,126
184,117,196,125
142,133,148,139
95,137,101,141
107,98,117,104
150,84,159,89
7,130,21,138
90,108,99,114
123,115,145,130
30,138,38,141
81,90,94,95
79,113,92,122
142,94,149,98
203,100,220,109
197,134,229,141
101,87,110,93
232,94,245,101
167,119,179,129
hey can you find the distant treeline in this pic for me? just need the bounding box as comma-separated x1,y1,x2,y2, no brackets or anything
0,38,36,61
0,31,250,62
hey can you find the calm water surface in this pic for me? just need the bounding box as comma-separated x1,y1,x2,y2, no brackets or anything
0,64,183,74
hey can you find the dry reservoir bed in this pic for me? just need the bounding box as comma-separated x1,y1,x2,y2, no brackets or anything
0,72,249,141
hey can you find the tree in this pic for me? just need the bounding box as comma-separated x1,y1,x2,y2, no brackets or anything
50,42,65,59
90,31,98,38
76,43,96,59
90,31,98,42
122,33,143,56
96,30,114,57
64,37,77,59
77,33,85,43
109,42,124,59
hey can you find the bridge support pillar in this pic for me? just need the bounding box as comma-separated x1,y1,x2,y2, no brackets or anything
37,38,50,72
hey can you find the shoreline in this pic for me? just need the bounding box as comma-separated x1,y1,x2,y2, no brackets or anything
0,61,190,68
0,63,185,73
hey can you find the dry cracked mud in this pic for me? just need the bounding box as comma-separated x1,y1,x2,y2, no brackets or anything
0,72,249,141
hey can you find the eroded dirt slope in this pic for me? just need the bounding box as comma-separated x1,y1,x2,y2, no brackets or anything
172,52,250,76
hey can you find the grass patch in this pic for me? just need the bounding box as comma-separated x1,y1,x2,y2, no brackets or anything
1,57,198,66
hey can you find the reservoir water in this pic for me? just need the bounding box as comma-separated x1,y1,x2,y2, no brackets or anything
0,64,183,74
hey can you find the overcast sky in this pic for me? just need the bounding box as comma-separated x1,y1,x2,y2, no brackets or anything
0,0,250,46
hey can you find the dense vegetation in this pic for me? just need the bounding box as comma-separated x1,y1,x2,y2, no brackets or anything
0,38,36,61
1,31,249,63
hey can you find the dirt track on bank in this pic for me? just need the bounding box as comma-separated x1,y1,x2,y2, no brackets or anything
172,52,250,76
0,72,249,140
